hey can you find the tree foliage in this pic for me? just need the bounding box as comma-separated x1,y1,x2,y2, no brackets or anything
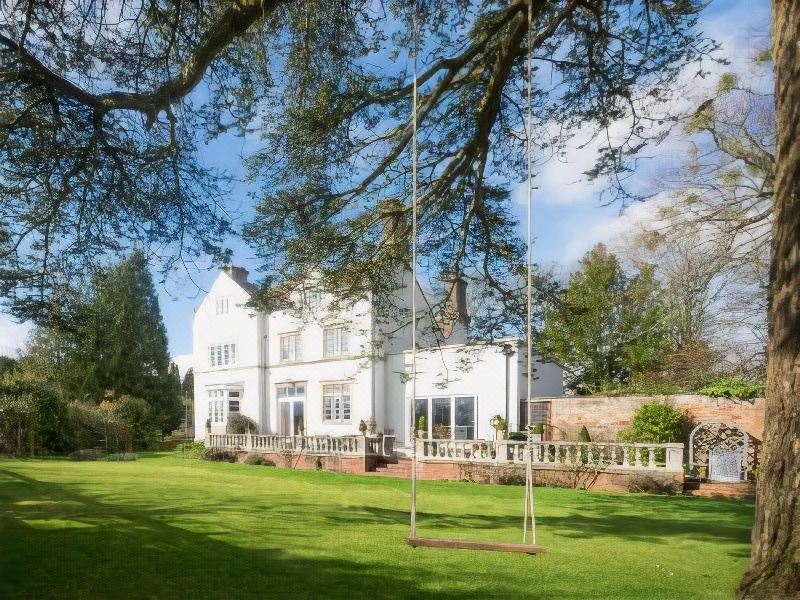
618,402,683,444
19,251,182,433
538,244,667,394
0,0,717,338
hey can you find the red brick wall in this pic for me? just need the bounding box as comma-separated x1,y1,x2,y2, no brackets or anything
546,395,765,443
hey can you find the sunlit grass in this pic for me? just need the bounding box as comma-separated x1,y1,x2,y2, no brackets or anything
0,454,753,599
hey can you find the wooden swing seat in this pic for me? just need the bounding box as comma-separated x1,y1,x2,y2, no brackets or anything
407,536,545,554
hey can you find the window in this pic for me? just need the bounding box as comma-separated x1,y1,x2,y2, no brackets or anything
280,333,302,362
304,289,322,311
228,399,240,413
207,390,226,424
520,400,549,429
277,382,306,398
215,297,229,315
322,383,351,422
208,343,236,367
323,326,350,357
414,395,476,440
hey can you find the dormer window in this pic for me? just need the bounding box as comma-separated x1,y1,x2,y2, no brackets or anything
215,297,229,315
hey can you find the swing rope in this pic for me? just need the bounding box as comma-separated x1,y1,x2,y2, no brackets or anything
522,0,536,547
408,0,541,554
409,3,419,541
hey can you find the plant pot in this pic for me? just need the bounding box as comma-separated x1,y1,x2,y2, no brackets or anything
417,430,427,439
495,430,506,441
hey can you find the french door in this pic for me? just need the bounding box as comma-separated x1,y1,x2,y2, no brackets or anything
277,383,306,435
414,396,476,440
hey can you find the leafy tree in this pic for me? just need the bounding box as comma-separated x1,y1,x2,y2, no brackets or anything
0,356,17,378
20,252,182,432
80,252,182,431
181,368,194,402
538,244,668,394
618,403,683,444
0,1,717,337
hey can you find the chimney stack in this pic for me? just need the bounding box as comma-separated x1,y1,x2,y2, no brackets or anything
437,271,469,342
221,265,250,288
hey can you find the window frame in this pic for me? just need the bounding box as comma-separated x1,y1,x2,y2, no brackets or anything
322,325,350,358
322,382,352,423
215,296,229,315
414,395,478,440
208,342,237,368
279,332,303,363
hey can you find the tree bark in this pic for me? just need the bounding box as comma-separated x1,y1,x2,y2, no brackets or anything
738,1,800,597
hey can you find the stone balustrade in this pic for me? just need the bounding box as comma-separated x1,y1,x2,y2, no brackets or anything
416,439,684,472
206,433,396,458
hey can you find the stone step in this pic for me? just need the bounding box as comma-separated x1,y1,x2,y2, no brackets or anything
684,481,755,500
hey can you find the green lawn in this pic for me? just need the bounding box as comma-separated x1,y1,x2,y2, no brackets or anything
0,455,752,599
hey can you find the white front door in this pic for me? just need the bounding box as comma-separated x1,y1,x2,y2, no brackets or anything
277,383,306,435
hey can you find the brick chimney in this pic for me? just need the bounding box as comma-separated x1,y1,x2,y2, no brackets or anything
437,271,470,341
221,265,250,288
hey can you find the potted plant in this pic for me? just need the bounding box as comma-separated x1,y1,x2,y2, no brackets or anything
358,419,368,435
490,415,507,441
416,415,427,439
366,417,377,436
528,422,544,442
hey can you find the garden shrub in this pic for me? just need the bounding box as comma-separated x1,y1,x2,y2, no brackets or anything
619,402,684,444
106,452,138,461
507,431,527,441
202,447,235,462
699,378,764,400
175,440,205,459
243,453,275,466
69,448,106,461
578,426,592,442
227,414,258,435
628,473,681,495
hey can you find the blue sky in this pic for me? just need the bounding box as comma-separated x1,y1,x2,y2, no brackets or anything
0,0,772,372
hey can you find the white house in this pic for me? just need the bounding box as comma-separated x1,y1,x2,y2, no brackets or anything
192,266,562,446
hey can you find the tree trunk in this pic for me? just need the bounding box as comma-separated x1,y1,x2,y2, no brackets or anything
738,2,800,596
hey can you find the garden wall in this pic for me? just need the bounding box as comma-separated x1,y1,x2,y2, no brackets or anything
545,395,765,443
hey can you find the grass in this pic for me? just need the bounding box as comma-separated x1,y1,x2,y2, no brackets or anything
0,454,753,599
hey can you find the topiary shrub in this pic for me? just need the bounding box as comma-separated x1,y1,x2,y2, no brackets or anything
578,425,592,442
202,447,235,462
508,431,527,441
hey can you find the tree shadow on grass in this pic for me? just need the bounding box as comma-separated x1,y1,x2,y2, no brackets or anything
320,491,752,551
0,468,530,600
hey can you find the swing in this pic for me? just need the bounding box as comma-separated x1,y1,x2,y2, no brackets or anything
405,0,544,555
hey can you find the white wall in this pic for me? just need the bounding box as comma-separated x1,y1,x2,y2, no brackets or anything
192,272,266,439
266,295,376,435
190,270,563,443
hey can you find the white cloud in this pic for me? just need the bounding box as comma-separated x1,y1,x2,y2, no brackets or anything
170,353,194,379
559,195,672,265
0,316,32,357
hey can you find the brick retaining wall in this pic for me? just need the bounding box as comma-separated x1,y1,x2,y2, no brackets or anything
546,395,765,443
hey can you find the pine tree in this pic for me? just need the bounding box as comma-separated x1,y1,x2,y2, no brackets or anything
80,252,182,432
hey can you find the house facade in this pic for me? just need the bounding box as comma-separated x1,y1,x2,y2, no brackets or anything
192,266,562,445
